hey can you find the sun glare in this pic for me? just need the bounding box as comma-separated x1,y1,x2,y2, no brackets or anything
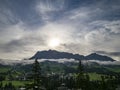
48,38,60,48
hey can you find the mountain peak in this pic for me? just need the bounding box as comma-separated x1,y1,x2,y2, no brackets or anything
86,53,114,61
29,50,84,60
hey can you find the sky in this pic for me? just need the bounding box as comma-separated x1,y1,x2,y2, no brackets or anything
0,0,120,60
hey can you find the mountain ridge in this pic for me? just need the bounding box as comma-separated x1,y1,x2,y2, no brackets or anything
29,50,115,61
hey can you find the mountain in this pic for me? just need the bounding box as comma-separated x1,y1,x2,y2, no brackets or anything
85,53,114,61
29,50,115,61
30,50,84,60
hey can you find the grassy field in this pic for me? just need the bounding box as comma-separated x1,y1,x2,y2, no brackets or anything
88,73,102,81
2,80,32,87
0,67,10,73
106,67,120,73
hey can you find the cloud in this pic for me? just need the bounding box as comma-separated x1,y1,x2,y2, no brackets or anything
84,20,120,51
84,60,120,65
0,1,20,27
1,58,120,66
0,0,120,61
35,0,66,22
0,21,76,59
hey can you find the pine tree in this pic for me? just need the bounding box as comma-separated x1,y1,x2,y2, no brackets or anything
76,60,85,89
32,59,42,90
77,60,84,75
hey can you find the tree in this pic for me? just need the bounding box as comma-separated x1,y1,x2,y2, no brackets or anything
77,60,84,75
76,60,85,89
0,82,3,89
4,82,15,90
32,59,42,90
